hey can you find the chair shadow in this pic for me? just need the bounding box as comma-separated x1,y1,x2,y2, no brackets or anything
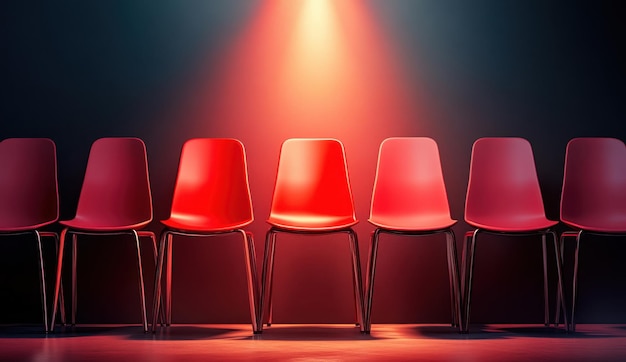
493,325,614,339
0,324,49,339
251,325,380,341
410,324,506,340
130,325,242,341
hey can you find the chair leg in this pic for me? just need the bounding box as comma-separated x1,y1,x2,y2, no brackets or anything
139,231,166,325
151,231,168,333
446,230,462,332
50,233,67,326
460,231,473,304
364,229,381,333
551,231,569,332
50,227,68,332
542,234,549,326
131,230,148,333
348,229,365,333
71,233,78,326
555,233,569,327
165,234,173,326
462,229,479,333
240,229,261,334
571,231,582,332
259,229,277,331
34,231,49,333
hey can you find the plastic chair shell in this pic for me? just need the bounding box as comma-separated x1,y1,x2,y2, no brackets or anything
0,138,58,231
267,138,357,231
60,138,153,230
561,137,626,232
162,138,253,231
369,137,456,231
465,137,556,231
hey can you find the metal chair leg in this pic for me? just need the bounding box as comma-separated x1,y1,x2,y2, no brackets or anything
571,231,582,332
49,228,68,332
34,231,49,333
151,231,168,332
259,229,277,332
240,229,261,333
50,233,67,326
446,230,462,332
165,234,173,326
364,229,381,333
348,230,365,333
542,234,549,326
551,231,569,332
71,233,77,326
462,229,479,333
131,230,148,333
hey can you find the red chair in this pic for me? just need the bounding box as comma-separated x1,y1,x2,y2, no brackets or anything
258,138,364,332
49,138,157,332
462,137,568,332
150,138,259,333
364,137,461,333
557,137,626,331
0,138,65,331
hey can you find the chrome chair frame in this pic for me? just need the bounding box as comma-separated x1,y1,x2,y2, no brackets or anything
50,229,157,332
364,228,461,333
258,227,365,333
150,228,260,333
462,229,569,333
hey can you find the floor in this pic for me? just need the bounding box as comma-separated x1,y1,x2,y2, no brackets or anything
1,324,625,361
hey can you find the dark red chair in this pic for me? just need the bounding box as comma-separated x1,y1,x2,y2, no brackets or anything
462,137,568,332
150,138,259,333
557,137,626,331
364,137,461,333
0,138,65,331
258,138,364,333
49,138,157,332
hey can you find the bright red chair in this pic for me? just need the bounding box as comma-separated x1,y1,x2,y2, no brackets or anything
0,138,65,331
150,138,259,333
364,137,461,333
258,138,364,333
462,137,568,332
557,137,626,331
49,138,157,332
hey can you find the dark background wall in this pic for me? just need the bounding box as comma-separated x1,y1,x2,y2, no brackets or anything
1,0,625,325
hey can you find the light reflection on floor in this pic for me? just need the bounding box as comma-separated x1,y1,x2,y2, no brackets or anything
1,324,625,361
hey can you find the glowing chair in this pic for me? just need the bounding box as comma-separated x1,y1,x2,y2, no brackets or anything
462,137,568,332
50,138,157,332
258,138,364,332
557,137,626,331
364,137,461,333
150,138,259,333
0,138,65,331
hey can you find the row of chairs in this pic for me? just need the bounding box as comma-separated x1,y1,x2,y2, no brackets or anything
1,137,624,334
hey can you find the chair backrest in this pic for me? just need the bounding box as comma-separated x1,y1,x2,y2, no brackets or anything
561,137,626,230
169,138,253,229
74,137,152,227
465,137,547,226
0,138,58,230
370,137,452,221
269,138,356,224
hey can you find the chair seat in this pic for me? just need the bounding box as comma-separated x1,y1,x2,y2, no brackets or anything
60,218,151,231
0,220,56,232
369,215,456,231
267,214,357,231
466,216,557,232
161,216,252,232
563,218,626,234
